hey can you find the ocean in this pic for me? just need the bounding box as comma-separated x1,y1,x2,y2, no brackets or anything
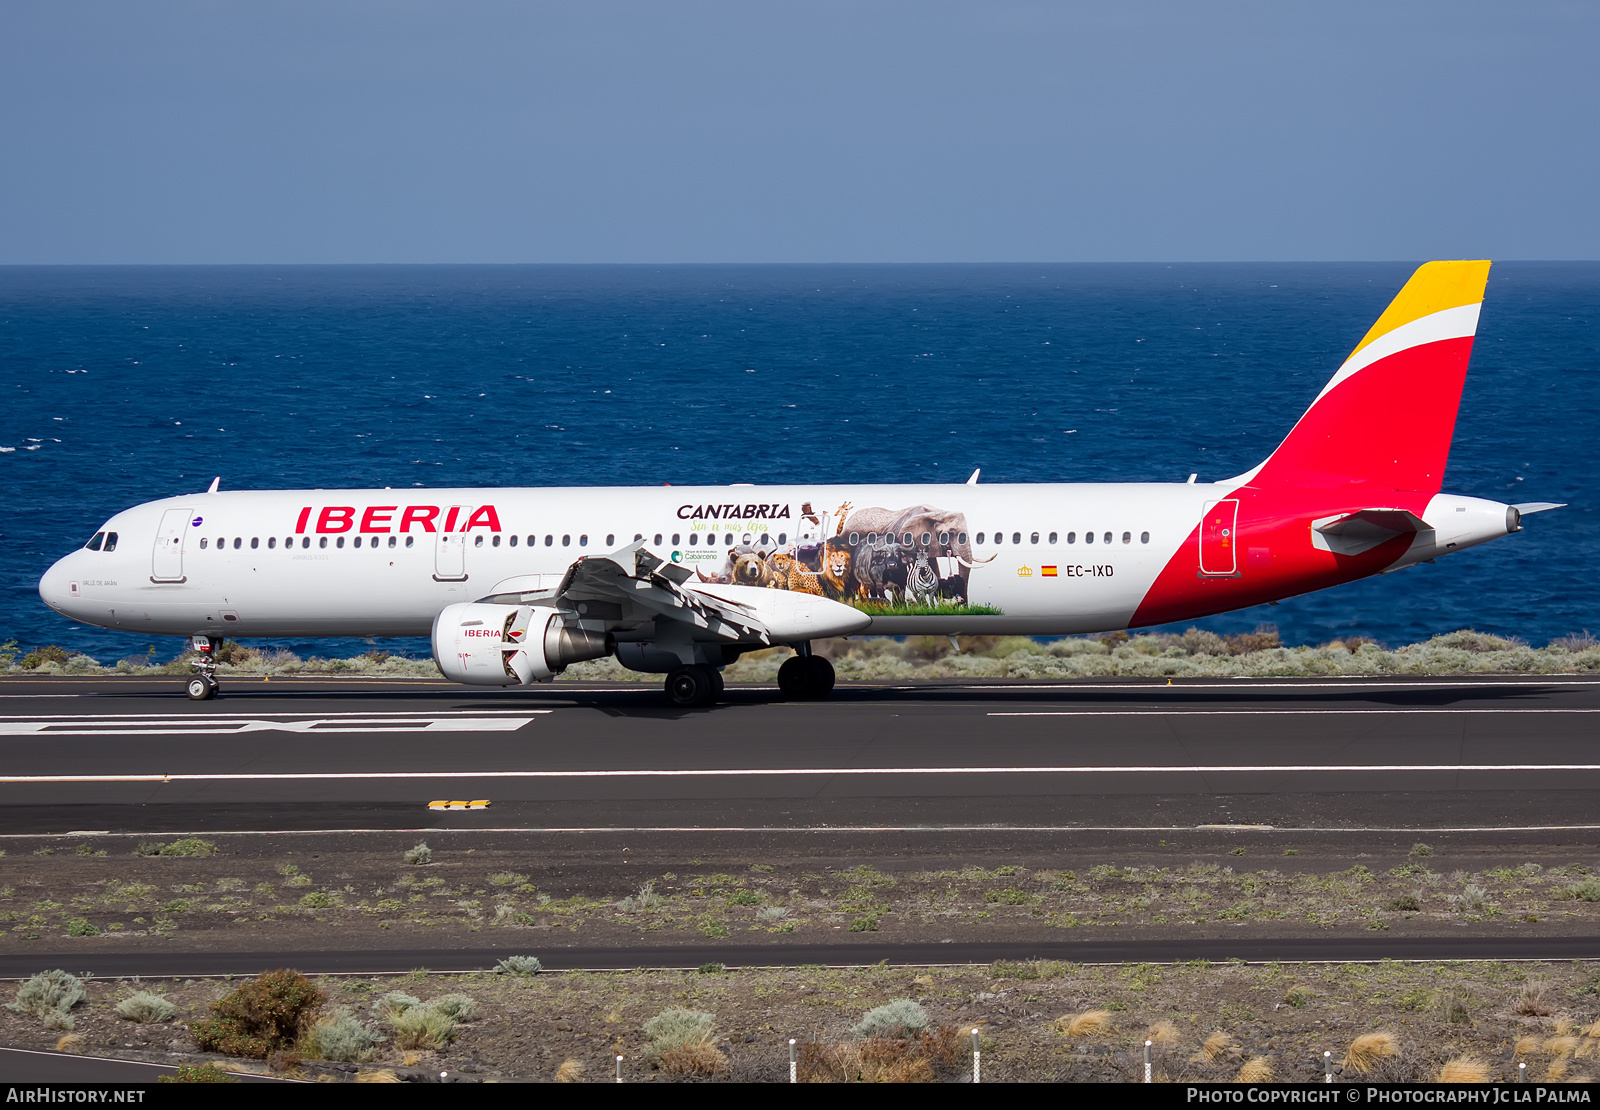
2,263,1594,663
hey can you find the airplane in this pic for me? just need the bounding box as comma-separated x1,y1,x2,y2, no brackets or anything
38,260,1561,707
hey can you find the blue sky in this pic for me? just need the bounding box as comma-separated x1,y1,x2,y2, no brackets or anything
1,1,1595,263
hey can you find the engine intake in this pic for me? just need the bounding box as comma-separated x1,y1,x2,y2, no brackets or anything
432,602,612,685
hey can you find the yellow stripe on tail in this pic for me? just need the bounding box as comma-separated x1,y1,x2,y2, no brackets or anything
1347,260,1491,360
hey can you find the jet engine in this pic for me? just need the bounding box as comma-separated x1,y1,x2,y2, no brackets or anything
431,602,611,685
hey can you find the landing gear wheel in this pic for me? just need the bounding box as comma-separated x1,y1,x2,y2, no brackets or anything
709,669,725,700
664,665,716,708
777,656,813,700
186,676,217,701
806,655,835,697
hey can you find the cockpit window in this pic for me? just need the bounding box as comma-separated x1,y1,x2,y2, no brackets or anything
103,532,118,552
84,532,105,551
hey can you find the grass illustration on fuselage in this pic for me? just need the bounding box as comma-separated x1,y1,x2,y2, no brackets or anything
851,601,1003,617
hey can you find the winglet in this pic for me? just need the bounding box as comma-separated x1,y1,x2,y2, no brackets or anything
206,477,220,494
966,469,980,485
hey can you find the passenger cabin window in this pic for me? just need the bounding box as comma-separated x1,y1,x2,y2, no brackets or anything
84,532,105,551
580,534,588,547
562,535,571,547
404,536,413,548
606,534,615,546
1012,532,1021,544
545,535,553,546
1085,532,1095,544
976,532,985,544
320,537,328,548
199,538,208,550
1067,532,1076,543
509,535,517,547
526,535,536,546
724,533,733,545
1030,532,1040,544
689,534,698,546
355,537,364,548
654,534,663,545
633,534,642,542
957,531,967,544
1103,532,1112,544
777,532,786,544
302,537,311,549
474,535,484,547
336,536,345,548
268,537,276,549
233,537,243,549
1048,532,1057,544
1122,531,1131,544
1141,531,1150,544
672,533,681,545
251,537,259,549
848,532,860,546
389,535,397,548
104,532,118,551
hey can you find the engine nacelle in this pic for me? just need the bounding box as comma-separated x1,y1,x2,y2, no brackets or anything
431,602,611,686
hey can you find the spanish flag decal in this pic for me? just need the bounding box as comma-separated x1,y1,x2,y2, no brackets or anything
1041,566,1058,577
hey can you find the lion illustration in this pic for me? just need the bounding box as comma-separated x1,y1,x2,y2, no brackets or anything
819,539,857,601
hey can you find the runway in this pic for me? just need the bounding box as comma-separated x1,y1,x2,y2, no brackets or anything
1,673,1598,833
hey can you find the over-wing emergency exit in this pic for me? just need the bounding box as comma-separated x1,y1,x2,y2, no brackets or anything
39,261,1562,706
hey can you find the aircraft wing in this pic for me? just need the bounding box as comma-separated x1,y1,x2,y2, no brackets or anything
485,541,775,644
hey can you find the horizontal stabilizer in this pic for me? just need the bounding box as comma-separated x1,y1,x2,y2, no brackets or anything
1312,508,1427,557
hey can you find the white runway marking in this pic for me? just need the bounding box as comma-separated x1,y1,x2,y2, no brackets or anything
960,680,1600,691
1,762,1599,784
991,708,1600,716
0,709,548,720
0,717,540,737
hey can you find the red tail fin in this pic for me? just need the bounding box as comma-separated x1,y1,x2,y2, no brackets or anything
1247,261,1491,493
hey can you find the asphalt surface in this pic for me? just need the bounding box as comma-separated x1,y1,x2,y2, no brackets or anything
2,673,1600,833
0,1047,285,1083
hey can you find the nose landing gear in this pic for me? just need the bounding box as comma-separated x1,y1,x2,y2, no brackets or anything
185,635,221,701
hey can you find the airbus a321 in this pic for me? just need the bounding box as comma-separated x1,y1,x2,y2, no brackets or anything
39,261,1559,707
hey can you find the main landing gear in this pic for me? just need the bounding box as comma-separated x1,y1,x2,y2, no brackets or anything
777,651,835,701
664,664,723,709
186,635,221,701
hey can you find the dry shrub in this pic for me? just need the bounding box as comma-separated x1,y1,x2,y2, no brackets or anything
554,1058,583,1082
1545,1036,1580,1058
797,1028,962,1083
1554,1017,1579,1037
1344,1032,1400,1075
55,1033,84,1053
1145,1020,1180,1046
388,1005,455,1051
1547,1058,1570,1081
353,1069,399,1083
1576,1040,1600,1060
1198,1032,1239,1064
1515,1035,1542,1057
191,970,325,1058
658,1043,730,1077
1515,979,1555,1016
1438,1056,1490,1083
1236,1056,1273,1083
1059,1009,1112,1037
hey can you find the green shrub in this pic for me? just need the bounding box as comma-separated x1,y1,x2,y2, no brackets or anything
371,991,421,1019
191,969,325,1058
1570,878,1600,903
161,838,218,857
493,955,542,976
65,918,99,937
114,991,176,1024
20,645,72,669
387,1005,455,1050
159,1063,238,1084
853,998,929,1039
299,892,334,909
302,1008,381,1062
644,1008,716,1052
9,970,87,1029
1410,843,1434,858
427,994,478,1023
403,843,432,865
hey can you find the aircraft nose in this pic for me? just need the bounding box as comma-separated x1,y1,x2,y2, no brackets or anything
38,554,80,617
